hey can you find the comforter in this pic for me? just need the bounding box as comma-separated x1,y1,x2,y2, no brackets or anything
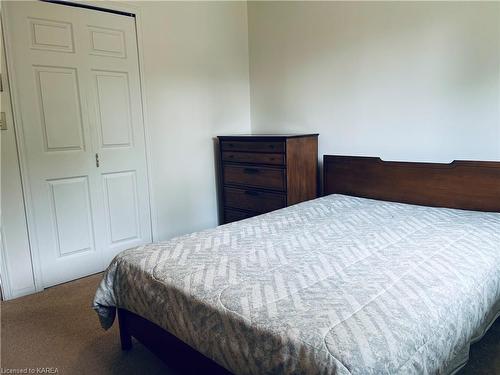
93,194,500,374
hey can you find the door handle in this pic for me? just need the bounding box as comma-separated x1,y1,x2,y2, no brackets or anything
95,153,100,168
243,168,259,174
244,190,259,196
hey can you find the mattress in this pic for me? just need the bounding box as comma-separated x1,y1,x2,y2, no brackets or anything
93,194,500,374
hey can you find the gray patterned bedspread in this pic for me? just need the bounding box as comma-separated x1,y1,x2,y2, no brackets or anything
93,194,500,374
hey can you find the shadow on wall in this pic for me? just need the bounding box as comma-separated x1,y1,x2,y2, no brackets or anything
213,137,223,225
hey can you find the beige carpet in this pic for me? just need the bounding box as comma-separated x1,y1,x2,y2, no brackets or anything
1,273,499,374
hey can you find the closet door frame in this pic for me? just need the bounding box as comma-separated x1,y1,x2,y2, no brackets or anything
1,0,158,295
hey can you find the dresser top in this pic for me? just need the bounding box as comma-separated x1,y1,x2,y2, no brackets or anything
218,134,318,140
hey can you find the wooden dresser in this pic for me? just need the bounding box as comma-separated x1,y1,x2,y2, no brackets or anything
217,134,319,224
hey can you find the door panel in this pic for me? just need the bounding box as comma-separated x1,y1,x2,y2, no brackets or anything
29,17,75,53
103,171,140,244
48,176,95,256
4,1,151,287
93,70,133,148
88,26,126,58
34,66,85,151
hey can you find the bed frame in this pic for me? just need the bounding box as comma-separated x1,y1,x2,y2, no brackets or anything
118,155,500,372
323,155,500,212
117,308,231,373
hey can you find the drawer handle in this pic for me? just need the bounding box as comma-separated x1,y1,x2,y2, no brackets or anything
243,168,259,174
244,190,259,196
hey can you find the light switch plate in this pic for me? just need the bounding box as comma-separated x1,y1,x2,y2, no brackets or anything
0,112,7,130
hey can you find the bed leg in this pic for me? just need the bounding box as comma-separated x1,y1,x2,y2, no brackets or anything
117,308,132,350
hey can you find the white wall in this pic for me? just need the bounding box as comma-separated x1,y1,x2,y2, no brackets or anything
1,17,37,299
138,1,251,240
248,1,500,164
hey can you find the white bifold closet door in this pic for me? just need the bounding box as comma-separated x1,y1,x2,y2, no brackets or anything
4,1,152,287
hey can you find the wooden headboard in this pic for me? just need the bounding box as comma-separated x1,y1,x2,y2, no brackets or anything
323,155,500,212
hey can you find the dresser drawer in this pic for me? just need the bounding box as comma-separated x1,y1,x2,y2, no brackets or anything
223,164,285,190
221,140,285,153
222,151,285,166
224,187,286,213
224,208,258,223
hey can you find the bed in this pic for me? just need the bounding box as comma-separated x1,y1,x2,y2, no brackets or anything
93,155,500,374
